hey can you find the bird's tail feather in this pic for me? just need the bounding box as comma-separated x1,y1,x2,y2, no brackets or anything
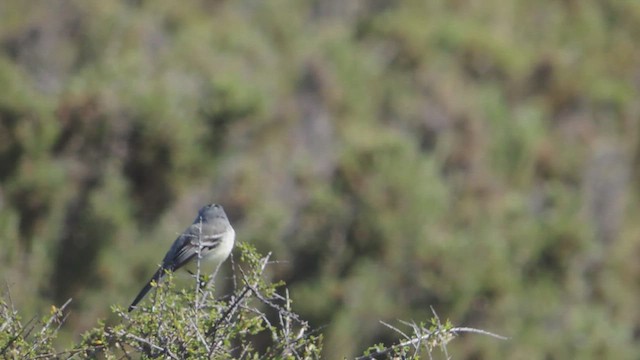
128,267,165,312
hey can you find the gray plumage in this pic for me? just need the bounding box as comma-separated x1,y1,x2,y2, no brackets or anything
128,204,235,312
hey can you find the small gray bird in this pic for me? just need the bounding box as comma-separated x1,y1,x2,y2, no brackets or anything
128,204,235,312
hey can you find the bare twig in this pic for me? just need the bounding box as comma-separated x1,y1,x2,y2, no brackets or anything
353,318,508,360
188,316,210,353
380,320,411,343
0,316,36,356
119,331,180,360
195,216,204,311
449,327,509,340
205,285,251,339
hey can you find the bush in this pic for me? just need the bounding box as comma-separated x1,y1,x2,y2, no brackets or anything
0,242,503,359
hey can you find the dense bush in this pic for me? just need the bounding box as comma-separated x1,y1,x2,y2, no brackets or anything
1,244,503,359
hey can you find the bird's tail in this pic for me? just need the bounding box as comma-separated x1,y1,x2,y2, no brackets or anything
128,267,165,312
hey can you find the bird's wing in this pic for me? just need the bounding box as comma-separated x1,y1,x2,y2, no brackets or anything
128,223,227,312
165,225,227,272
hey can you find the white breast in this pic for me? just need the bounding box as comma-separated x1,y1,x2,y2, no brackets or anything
204,228,235,266
184,228,235,276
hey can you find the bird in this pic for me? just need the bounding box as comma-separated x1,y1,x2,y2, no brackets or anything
128,203,235,312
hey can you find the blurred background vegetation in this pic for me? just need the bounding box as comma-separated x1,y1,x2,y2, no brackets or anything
1,0,640,358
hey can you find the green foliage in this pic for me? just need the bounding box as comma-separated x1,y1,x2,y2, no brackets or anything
2,244,325,359
0,297,69,359
1,245,497,359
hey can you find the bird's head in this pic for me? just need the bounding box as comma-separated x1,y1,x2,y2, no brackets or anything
198,203,227,222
